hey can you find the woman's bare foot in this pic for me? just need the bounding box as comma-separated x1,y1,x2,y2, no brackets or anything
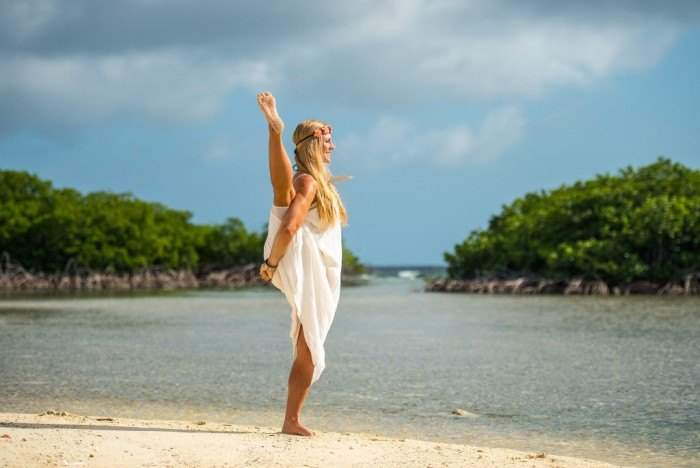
256,91,284,134
281,419,315,436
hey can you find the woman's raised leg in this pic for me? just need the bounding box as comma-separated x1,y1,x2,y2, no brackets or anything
257,92,294,206
281,323,315,436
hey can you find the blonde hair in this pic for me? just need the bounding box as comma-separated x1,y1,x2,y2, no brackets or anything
293,119,348,229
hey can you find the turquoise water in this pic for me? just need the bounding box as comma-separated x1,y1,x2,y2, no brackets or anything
1,278,698,467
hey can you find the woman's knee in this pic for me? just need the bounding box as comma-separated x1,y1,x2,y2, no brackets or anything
296,326,314,367
295,349,313,370
293,347,314,382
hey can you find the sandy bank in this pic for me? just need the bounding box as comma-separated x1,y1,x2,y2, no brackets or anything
0,411,629,468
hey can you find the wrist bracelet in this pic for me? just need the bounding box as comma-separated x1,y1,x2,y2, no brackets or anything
264,258,278,269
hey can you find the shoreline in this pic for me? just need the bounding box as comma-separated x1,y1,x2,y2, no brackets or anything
0,262,368,293
2,260,697,296
424,275,700,295
0,411,629,468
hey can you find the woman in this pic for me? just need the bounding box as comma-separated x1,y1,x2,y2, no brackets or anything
256,92,348,436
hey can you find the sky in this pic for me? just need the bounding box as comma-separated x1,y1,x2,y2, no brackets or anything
0,0,698,266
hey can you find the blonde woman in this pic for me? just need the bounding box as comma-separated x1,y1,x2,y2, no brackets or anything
256,92,348,436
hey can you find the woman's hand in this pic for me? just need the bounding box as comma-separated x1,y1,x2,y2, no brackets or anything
259,260,277,282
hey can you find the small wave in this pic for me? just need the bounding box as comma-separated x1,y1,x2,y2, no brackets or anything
397,270,420,280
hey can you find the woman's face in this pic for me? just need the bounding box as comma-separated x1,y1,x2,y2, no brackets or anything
321,131,335,164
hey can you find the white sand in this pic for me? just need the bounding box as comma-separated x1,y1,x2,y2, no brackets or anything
0,411,630,467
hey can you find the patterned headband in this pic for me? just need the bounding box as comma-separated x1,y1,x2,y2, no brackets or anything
295,125,332,146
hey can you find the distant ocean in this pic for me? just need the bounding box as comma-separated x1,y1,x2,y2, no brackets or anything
365,265,447,279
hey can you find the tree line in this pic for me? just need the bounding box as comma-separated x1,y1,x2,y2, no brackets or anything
0,170,365,275
444,157,700,285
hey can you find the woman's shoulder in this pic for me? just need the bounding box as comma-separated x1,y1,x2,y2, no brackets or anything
293,172,318,193
293,171,315,183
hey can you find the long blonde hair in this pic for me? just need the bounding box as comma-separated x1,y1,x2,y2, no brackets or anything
293,119,348,229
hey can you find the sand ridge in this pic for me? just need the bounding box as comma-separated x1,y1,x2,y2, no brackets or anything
0,411,630,467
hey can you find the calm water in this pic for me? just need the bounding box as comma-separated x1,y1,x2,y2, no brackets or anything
1,278,698,467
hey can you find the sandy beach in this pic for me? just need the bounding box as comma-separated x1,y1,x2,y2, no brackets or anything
0,411,629,468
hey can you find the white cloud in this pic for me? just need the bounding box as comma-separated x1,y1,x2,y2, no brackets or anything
472,107,525,162
338,107,525,168
2,0,58,41
203,135,235,162
0,0,693,136
0,51,272,134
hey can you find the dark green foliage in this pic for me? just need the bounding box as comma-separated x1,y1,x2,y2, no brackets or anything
196,218,265,272
445,157,700,284
0,171,207,273
72,192,201,272
342,242,367,275
0,171,55,270
0,171,263,273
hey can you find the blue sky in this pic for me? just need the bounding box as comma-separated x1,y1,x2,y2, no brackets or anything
0,1,698,265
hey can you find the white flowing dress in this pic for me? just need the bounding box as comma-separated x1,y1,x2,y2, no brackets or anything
263,204,342,385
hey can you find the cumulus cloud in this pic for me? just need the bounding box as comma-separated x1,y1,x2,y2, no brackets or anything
0,51,271,134
203,135,236,162
338,107,525,168
0,0,696,136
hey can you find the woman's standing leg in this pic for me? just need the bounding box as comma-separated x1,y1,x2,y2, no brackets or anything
282,323,315,436
257,92,294,207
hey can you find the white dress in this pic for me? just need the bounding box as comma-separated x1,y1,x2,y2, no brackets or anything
263,204,343,385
